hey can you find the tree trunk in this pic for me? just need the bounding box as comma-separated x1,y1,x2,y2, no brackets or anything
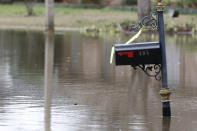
45,0,54,31
137,0,151,20
24,0,34,16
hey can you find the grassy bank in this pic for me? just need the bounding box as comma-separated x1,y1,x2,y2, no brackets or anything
0,4,196,34
0,4,138,27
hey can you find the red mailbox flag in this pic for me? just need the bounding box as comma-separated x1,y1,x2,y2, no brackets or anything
118,52,134,58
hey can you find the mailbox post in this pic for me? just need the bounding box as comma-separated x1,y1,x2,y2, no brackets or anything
113,0,171,117
157,0,171,117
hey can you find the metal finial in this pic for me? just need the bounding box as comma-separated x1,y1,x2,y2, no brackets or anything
156,0,165,11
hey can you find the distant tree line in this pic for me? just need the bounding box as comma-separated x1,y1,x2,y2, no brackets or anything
66,0,137,5
1,0,197,8
33,0,138,6
0,0,138,5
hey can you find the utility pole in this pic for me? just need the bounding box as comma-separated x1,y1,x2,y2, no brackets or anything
45,0,54,31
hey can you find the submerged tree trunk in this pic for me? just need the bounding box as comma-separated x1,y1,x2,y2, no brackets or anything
137,0,151,20
24,0,34,16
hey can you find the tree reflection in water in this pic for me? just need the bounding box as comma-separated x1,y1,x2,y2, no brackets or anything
44,31,54,131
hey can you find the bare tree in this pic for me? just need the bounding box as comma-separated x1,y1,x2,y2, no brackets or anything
24,0,34,16
137,0,151,20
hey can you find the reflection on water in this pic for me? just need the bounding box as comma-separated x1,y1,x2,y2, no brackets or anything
0,30,197,130
162,118,171,131
44,31,54,131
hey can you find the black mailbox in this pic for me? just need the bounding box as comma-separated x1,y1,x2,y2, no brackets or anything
115,42,161,66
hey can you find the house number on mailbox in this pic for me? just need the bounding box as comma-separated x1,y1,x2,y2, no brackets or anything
139,50,150,56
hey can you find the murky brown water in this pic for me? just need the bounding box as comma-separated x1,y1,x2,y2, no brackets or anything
0,30,197,131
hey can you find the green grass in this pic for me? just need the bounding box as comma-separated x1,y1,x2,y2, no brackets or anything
0,4,132,16
0,4,87,16
0,5,26,16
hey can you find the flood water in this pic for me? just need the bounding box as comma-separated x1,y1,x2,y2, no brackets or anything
0,29,197,131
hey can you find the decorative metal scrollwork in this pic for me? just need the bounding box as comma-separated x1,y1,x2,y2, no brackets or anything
129,14,158,32
132,64,161,81
127,13,161,80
